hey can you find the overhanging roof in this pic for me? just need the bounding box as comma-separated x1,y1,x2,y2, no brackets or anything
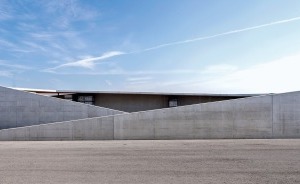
13,87,267,97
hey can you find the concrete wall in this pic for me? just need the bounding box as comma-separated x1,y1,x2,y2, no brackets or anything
0,86,123,129
0,91,299,140
177,95,243,106
114,95,272,140
95,93,243,112
272,91,300,138
0,117,115,141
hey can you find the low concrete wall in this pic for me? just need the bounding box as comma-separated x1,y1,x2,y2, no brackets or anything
114,95,272,139
0,91,299,140
0,86,123,129
272,91,300,138
0,116,115,141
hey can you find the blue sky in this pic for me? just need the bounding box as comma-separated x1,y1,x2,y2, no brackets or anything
1,0,300,93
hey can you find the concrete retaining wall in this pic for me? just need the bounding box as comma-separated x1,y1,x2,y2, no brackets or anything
0,116,115,141
0,86,123,129
0,91,299,140
114,94,273,139
272,91,300,138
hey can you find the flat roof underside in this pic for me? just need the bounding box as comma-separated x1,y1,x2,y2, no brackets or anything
13,88,266,97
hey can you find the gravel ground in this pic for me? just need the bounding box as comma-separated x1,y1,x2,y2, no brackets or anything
0,139,299,184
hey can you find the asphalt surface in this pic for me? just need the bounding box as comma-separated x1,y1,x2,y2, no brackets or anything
0,139,299,184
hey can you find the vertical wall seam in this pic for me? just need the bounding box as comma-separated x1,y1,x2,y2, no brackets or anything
271,95,274,139
153,120,156,140
112,116,115,140
232,101,235,139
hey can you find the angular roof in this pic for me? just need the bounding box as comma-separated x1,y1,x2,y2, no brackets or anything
13,87,267,97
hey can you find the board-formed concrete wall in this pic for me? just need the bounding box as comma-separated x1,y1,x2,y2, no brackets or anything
114,95,273,139
0,86,123,129
272,91,300,138
0,91,299,140
0,116,115,141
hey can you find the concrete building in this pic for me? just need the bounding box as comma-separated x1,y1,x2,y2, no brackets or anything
19,88,258,112
0,86,299,141
0,86,123,129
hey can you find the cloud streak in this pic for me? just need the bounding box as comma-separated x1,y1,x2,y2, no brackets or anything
141,16,300,52
44,68,199,75
47,16,300,71
0,71,12,77
0,39,33,53
0,0,13,20
47,51,125,70
0,60,32,70
42,0,98,29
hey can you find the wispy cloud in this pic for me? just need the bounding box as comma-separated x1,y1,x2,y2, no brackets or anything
0,39,17,48
0,59,27,78
46,51,125,71
197,54,300,93
44,16,300,74
105,80,112,86
0,39,33,53
0,28,8,33
26,31,82,57
201,64,238,74
140,53,300,93
44,68,199,75
127,76,153,82
17,23,40,32
29,33,54,41
42,0,98,29
0,60,32,70
0,0,13,20
141,16,300,52
0,71,12,77
60,31,86,50
44,0,98,20
22,41,47,52
29,31,87,50
126,76,153,85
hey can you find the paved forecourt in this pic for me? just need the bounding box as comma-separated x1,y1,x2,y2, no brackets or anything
0,139,299,184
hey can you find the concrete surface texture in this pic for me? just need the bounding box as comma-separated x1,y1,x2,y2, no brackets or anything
0,140,299,184
114,94,273,140
0,91,299,140
0,86,123,129
273,91,300,138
